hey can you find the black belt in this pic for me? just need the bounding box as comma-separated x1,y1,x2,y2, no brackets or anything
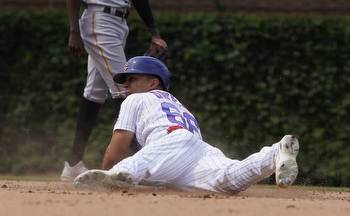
83,3,129,19
103,6,129,19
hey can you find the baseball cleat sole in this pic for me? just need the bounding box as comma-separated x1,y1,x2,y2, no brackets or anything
275,135,299,187
74,169,133,188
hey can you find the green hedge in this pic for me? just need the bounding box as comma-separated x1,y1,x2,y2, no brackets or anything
1,10,350,186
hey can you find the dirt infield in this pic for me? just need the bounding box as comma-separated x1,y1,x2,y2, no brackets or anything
1,179,349,216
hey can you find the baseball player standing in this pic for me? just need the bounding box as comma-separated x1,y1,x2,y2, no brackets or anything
61,0,168,181
74,56,300,193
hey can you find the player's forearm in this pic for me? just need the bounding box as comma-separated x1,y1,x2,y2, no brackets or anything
102,131,133,170
66,0,81,32
102,145,128,170
131,0,160,36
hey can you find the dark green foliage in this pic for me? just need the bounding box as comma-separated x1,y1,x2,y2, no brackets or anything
0,10,349,186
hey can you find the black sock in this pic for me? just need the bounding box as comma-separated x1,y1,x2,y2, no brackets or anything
113,97,124,121
69,97,102,165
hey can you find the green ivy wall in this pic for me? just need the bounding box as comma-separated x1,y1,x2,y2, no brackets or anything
0,11,349,186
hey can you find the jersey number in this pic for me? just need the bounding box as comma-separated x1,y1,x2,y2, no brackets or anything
161,102,199,133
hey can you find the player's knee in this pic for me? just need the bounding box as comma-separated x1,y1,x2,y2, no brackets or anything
83,91,108,104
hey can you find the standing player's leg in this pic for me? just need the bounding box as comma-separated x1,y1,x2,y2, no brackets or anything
75,11,129,157
61,56,107,181
76,10,129,158
61,10,129,181
69,56,108,163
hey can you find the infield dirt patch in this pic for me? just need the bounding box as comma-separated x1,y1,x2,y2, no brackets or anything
0,179,349,216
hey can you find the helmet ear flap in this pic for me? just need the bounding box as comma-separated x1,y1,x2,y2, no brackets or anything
149,75,163,89
113,74,126,84
151,75,165,90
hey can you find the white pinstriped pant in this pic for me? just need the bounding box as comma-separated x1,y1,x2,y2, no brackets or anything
109,129,279,193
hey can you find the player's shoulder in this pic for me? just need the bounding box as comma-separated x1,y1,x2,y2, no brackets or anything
123,92,143,104
123,91,157,103
149,90,177,100
124,90,179,105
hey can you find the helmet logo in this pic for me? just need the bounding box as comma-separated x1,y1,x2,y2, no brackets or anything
123,63,128,72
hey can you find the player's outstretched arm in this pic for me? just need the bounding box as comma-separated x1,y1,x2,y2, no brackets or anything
102,130,134,170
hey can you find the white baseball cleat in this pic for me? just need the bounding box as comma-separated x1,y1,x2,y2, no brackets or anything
60,161,88,182
74,169,133,188
275,135,299,187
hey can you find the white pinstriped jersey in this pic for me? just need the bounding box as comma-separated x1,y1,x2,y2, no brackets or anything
114,90,202,147
83,0,130,8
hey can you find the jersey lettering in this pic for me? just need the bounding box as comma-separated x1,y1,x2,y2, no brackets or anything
161,102,199,133
151,91,178,103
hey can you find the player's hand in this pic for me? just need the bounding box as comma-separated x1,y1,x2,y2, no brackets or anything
68,31,86,57
145,36,169,63
115,83,129,98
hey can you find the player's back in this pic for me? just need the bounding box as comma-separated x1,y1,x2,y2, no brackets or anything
116,90,202,148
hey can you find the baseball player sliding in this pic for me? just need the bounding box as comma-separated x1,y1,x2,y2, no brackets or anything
61,0,168,181
74,56,300,193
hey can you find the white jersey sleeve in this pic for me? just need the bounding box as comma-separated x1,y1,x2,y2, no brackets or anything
113,94,142,133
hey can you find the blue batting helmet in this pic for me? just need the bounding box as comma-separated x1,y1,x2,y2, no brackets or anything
114,56,170,90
